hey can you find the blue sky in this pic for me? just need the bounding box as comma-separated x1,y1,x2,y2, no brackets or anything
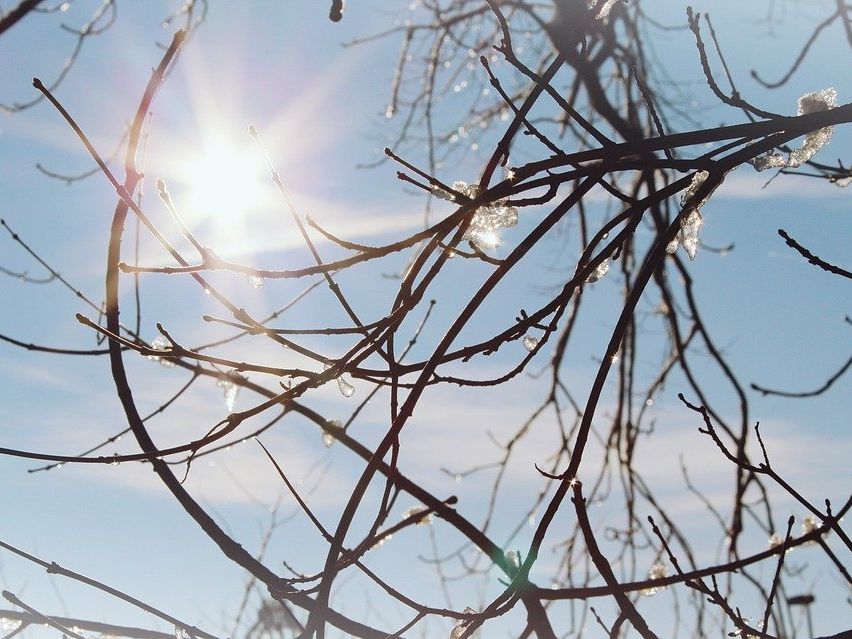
0,2,850,638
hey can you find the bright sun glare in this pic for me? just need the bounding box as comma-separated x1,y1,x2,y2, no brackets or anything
179,139,270,229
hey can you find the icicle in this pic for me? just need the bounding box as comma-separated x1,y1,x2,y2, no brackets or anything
679,209,703,260
522,335,539,352
669,171,713,260
217,376,239,412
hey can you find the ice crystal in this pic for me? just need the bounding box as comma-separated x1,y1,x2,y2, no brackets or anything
433,180,518,250
147,335,175,368
403,506,434,525
679,210,702,260
465,200,518,250
801,515,820,545
217,376,239,412
586,258,610,283
247,275,264,289
450,608,478,639
522,335,539,352
641,562,669,596
752,88,837,171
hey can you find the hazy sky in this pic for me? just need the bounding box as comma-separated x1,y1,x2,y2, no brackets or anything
0,2,849,638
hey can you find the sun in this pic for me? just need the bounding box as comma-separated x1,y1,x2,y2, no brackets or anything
178,137,271,230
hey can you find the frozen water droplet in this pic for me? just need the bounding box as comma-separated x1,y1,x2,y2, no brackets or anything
247,275,264,289
454,473,463,484
522,335,539,352
337,376,355,398
385,105,394,119
505,549,520,569
110,455,120,467
322,432,335,448
175,627,191,639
